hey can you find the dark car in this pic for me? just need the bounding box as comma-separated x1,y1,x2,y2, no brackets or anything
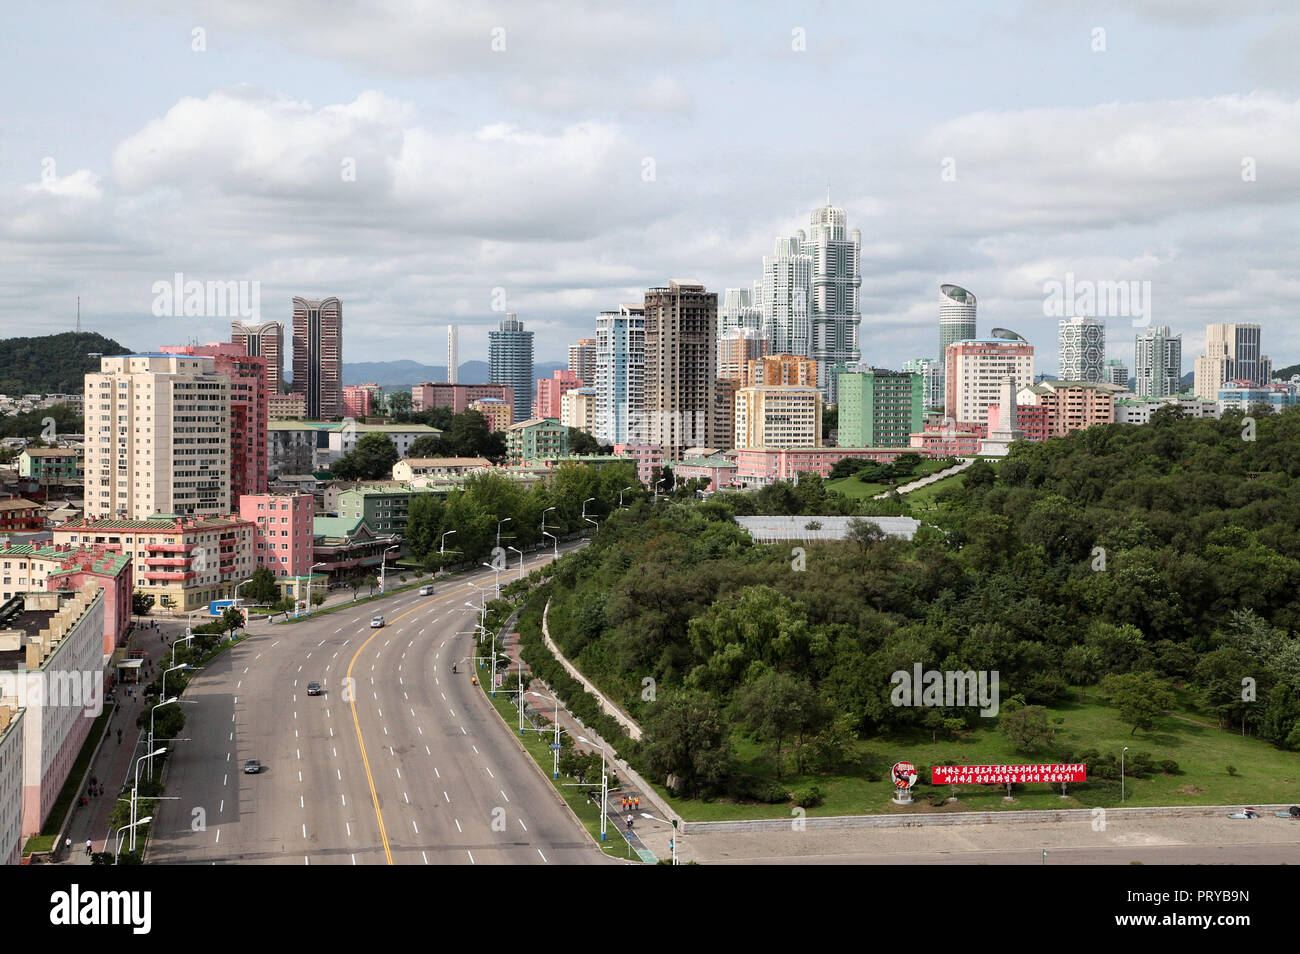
244,759,261,775
306,681,322,696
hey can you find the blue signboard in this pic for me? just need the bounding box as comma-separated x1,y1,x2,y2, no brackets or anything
209,599,235,616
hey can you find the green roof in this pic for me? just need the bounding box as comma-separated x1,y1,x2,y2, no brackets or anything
313,515,368,539
0,545,131,576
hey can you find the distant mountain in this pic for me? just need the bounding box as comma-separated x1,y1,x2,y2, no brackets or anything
0,332,132,394
343,359,567,391
1274,363,1299,380
1181,371,1194,390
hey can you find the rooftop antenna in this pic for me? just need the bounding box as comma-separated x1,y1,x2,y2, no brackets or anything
827,185,831,205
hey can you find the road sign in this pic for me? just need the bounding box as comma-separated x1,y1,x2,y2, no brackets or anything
209,599,235,616
549,743,562,750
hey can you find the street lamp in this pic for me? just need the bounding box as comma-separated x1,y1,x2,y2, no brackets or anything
114,816,152,864
440,530,457,554
379,544,399,594
496,517,512,549
170,633,195,669
639,812,680,865
619,486,634,508
161,663,190,701
480,561,502,600
232,577,254,612
581,497,598,534
132,747,167,851
304,561,328,616
528,689,563,778
577,736,609,841
1121,746,1129,803
654,478,666,504
507,545,524,580
148,698,178,781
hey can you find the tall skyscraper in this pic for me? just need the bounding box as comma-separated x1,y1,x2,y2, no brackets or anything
1058,316,1106,382
594,305,645,445
1194,323,1270,400
758,236,814,364
568,337,597,386
1103,358,1129,388
489,313,535,423
291,296,343,420
717,288,763,374
642,281,718,460
84,354,230,518
231,320,284,395
938,284,977,359
1135,326,1182,398
804,195,862,404
447,325,459,385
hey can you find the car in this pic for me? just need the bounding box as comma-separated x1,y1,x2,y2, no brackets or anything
370,616,385,628
306,681,322,695
243,759,260,775
418,586,434,596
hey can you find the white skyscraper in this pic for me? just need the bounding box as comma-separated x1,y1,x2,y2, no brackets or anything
594,304,645,445
902,357,945,412
716,288,763,375
758,235,813,359
447,325,458,384
1135,326,1182,398
803,195,862,404
1058,316,1106,382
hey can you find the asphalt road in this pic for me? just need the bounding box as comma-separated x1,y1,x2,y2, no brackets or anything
148,547,609,865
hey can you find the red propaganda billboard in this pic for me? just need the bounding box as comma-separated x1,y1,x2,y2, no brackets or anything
931,764,1087,785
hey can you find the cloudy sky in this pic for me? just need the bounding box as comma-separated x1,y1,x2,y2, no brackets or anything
3,0,1300,376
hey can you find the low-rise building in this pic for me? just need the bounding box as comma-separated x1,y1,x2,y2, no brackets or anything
908,425,983,458
468,398,512,433
613,443,662,487
312,516,400,583
1017,380,1121,437
0,499,42,532
1113,393,1219,425
268,393,307,421
506,418,568,464
391,458,491,481
733,446,918,486
335,485,443,537
411,382,514,417
1217,380,1298,415
674,456,738,491
17,448,81,484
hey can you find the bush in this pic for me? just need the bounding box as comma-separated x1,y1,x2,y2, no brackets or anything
730,775,788,804
1227,764,1238,777
791,785,823,808
1158,758,1181,775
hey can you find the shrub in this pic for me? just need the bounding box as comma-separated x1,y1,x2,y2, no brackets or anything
792,785,823,808
1227,764,1238,777
1158,758,1181,775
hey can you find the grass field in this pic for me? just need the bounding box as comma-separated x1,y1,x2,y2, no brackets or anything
826,459,962,501
648,688,1300,822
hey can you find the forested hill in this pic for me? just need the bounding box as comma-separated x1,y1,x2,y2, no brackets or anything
0,332,131,394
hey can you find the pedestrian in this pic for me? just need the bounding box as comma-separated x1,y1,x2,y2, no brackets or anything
626,813,633,832
116,729,121,745
65,837,71,857
85,839,92,857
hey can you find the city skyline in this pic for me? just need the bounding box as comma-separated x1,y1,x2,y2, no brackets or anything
5,4,1300,376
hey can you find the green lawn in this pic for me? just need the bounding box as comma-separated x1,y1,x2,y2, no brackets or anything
826,459,961,501
650,689,1300,822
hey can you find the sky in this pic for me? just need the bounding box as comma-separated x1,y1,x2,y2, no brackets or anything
2,0,1300,377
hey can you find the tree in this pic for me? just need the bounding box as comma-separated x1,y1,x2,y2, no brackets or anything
1099,671,1175,735
640,689,734,796
245,565,279,606
845,517,886,550
132,591,155,616
731,671,831,777
998,704,1054,752
311,592,325,607
364,574,379,597
331,432,400,480
386,390,412,419
568,428,606,455
406,434,445,459
220,607,245,639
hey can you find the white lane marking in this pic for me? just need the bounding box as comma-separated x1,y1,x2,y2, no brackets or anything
229,732,233,741
318,639,327,646
332,747,337,757
455,818,462,832
237,681,241,689
383,726,388,736
216,829,221,843
472,745,479,754
485,766,494,778
417,726,423,736
337,769,341,780
243,667,249,674
298,665,303,673
461,726,466,735
412,820,419,833
500,790,509,802
519,819,527,831
422,851,428,864
223,774,227,785
352,854,357,865
425,745,431,755
443,791,450,802
220,799,224,812
467,851,475,865
440,692,446,701
449,707,455,717
256,653,261,660
227,753,230,761
404,792,409,804
396,767,402,779
300,795,304,808
302,823,307,838
347,822,351,836
297,749,301,760
341,794,346,806
538,849,548,863
335,628,343,634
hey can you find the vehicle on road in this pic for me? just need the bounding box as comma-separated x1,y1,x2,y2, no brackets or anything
370,616,385,628
418,586,434,596
1227,808,1259,819
244,759,261,774
306,681,322,695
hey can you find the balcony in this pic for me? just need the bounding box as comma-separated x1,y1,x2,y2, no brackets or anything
142,570,197,582
143,556,187,567
146,542,194,553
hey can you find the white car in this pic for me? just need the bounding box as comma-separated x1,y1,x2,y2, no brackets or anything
370,616,385,628
418,586,434,596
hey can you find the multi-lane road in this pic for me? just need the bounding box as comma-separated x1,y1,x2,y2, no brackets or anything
148,549,611,865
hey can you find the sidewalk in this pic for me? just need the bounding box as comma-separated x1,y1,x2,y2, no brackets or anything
57,618,186,863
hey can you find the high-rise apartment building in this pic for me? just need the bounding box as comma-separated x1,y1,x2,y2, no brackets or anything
84,354,231,519
560,387,599,434
160,342,268,499
489,313,535,423
238,492,315,580
642,281,718,460
568,338,597,386
535,369,582,419
1058,316,1106,382
231,320,285,395
804,197,862,404
341,385,373,419
717,288,763,374
939,284,977,366
945,336,1035,429
719,329,769,386
758,236,813,364
447,325,459,384
1194,323,1270,401
902,357,945,411
837,369,924,447
747,353,818,388
594,304,645,445
1103,358,1129,389
734,385,822,449
291,296,343,419
1135,326,1183,398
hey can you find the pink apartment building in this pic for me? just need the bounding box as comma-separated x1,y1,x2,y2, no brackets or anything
238,493,315,580
342,385,373,419
613,443,663,487
411,383,514,417
533,370,582,419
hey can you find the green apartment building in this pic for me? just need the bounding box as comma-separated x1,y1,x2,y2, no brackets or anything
505,418,569,464
334,485,445,537
17,447,82,483
836,369,924,447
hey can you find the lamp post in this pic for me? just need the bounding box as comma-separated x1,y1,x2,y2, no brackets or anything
581,497,598,534
132,747,166,851
170,633,195,669
440,530,457,554
114,816,152,864
639,812,680,865
1121,746,1129,804
496,517,512,549
465,600,487,636
148,698,178,781
619,486,634,508
379,544,399,594
654,478,666,504
528,690,563,778
232,577,254,612
161,663,190,701
577,736,609,842
304,561,328,616
507,546,524,580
